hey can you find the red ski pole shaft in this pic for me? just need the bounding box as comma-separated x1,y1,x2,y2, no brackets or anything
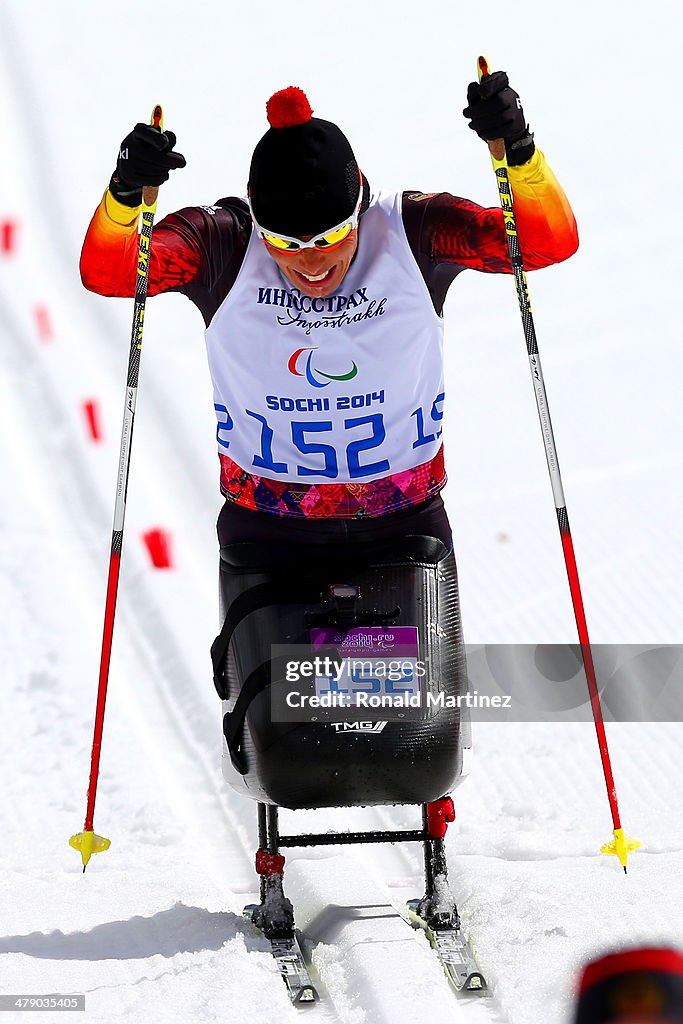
85,169,161,825
71,105,163,868
84,549,123,832
475,58,623,827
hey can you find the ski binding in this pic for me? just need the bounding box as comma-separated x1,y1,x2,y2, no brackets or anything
407,899,486,993
244,905,318,1005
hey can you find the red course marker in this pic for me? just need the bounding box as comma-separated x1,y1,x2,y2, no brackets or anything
35,304,54,342
1,220,17,254
141,528,174,569
82,399,104,442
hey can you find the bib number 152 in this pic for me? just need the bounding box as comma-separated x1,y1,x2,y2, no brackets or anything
215,396,444,479
217,408,389,480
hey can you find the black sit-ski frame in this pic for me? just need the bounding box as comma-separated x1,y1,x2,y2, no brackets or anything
251,800,458,940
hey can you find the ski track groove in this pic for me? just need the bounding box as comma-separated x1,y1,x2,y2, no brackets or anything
3,9,683,1024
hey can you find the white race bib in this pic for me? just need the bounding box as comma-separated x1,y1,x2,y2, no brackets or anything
205,191,445,484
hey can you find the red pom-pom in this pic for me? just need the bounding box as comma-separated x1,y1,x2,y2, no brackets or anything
266,87,313,129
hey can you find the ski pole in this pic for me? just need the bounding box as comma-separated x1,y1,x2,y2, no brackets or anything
69,104,164,871
476,56,640,871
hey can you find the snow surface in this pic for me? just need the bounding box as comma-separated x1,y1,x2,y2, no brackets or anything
0,2,681,1022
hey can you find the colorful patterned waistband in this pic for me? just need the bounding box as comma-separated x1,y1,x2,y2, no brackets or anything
218,447,446,518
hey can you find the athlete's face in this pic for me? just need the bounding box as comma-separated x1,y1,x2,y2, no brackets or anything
265,230,359,298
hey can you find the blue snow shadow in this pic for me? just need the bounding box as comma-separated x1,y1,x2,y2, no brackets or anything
304,903,401,944
0,903,261,960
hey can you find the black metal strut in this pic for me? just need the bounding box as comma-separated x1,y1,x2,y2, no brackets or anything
251,801,459,936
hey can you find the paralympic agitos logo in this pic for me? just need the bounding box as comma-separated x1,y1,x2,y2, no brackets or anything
287,347,358,388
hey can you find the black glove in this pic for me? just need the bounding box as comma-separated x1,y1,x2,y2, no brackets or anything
463,71,535,166
109,123,186,206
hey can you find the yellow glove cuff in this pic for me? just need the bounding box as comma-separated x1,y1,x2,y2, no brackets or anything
103,188,142,226
508,148,565,202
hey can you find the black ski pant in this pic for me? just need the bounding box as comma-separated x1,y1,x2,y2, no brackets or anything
216,493,453,557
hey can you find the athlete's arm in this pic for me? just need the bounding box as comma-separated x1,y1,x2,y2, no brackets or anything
80,191,252,325
414,148,579,273
80,190,201,296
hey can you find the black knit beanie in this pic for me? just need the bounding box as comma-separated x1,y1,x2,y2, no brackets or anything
574,948,683,1023
248,87,361,237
